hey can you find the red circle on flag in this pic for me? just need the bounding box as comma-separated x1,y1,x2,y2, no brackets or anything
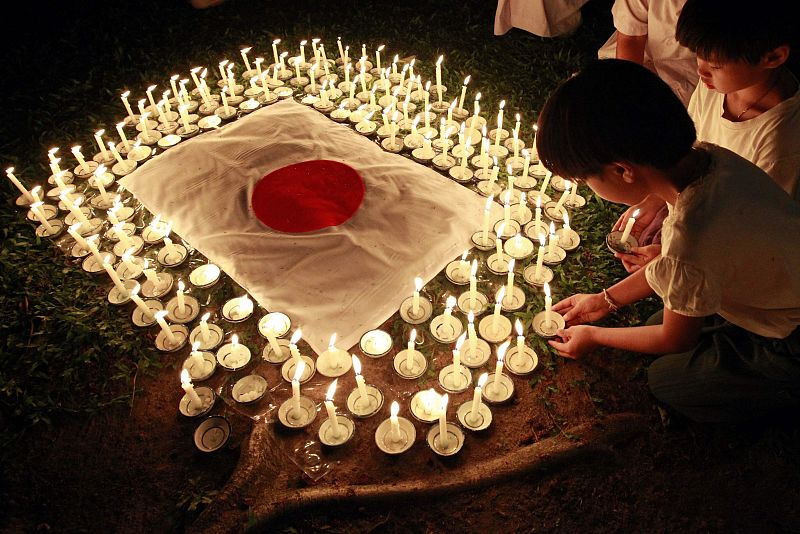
251,160,365,233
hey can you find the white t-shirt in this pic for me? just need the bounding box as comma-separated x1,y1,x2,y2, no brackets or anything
645,144,800,338
689,81,800,200
598,0,698,106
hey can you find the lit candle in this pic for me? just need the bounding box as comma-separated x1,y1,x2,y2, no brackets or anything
539,170,552,194
5,167,33,201
85,235,104,263
468,311,477,352
471,373,488,419
493,341,509,390
273,39,282,66
469,260,478,309
495,222,505,257
481,195,494,244
190,67,203,93
392,54,398,74
544,282,553,327
178,104,192,132
199,312,212,343
506,258,516,297
176,280,186,315
515,319,525,355
517,192,527,219
503,197,512,230
412,277,422,315
262,315,284,358
113,222,133,250
569,181,579,204
107,142,125,167
522,149,530,178
494,100,505,147
142,259,161,287
389,401,401,441
406,328,417,371
221,87,231,114
115,122,131,152
375,44,384,73
435,55,444,102
71,147,90,174
145,85,158,112
139,111,152,140
67,223,89,250
240,46,253,72
29,202,55,232
554,180,571,213
120,90,135,117
64,196,89,225
299,40,307,65
620,209,640,244
352,355,369,400
458,75,470,109
169,75,180,102
534,196,542,228
492,287,505,329
130,283,154,321
453,332,466,374
181,368,202,409
438,394,450,448
102,261,128,296
94,130,109,159
291,361,306,413
472,92,481,121
548,222,557,257
324,379,341,437
188,340,205,370
288,328,303,363
120,248,138,273
444,295,456,317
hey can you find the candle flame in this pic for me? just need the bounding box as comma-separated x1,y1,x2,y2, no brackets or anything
121,90,130,98
563,212,570,228
475,91,481,101
515,319,523,336
455,332,466,350
326,379,338,401
436,55,443,66
478,372,489,388
200,312,210,323
439,393,449,412
463,75,471,85
292,361,306,382
632,209,640,218
499,100,506,109
409,328,417,344
549,221,556,235
352,354,362,375
273,38,281,45
414,277,423,291
446,295,457,309
146,85,157,93
192,340,201,352
240,46,252,54
390,401,399,418
130,283,141,297
544,281,551,297
290,329,302,345
155,309,169,320
468,311,475,324
496,286,506,303
497,340,510,362
507,258,515,272
328,333,337,349
178,280,185,292
181,368,191,386
231,334,239,346
95,129,105,137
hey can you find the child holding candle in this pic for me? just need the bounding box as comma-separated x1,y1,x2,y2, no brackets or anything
538,59,800,423
611,0,800,273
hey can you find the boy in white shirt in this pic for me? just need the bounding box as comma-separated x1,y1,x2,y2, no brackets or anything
537,59,800,423
611,0,800,274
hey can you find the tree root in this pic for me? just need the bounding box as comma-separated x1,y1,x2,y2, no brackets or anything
193,412,647,533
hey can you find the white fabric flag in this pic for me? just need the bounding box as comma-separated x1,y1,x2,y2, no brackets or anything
121,99,501,355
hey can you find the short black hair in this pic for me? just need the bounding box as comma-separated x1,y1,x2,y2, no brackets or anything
536,59,696,180
676,0,797,64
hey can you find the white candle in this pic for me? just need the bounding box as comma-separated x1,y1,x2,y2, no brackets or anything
176,280,186,315
163,236,178,258
375,44,384,73
544,282,553,327
107,142,125,167
495,223,505,257
324,379,341,437
503,197,511,230
120,90,135,117
389,401,401,441
198,312,212,343
291,361,305,413
221,88,231,114
178,104,191,132
471,373,488,418
522,149,530,178
548,222,557,257
459,75,470,109
240,46,252,72
85,236,104,263
115,122,131,152
181,369,202,409
94,130,109,159
554,181,571,214
113,222,133,250
262,316,284,358
139,111,151,139
435,55,443,102
130,284,154,320
540,171,552,194
352,355,369,399
65,197,89,225
444,295,456,318
453,332,466,374
5,167,33,201
102,261,128,294
142,261,161,288
494,100,505,147
67,223,89,250
466,260,478,309
481,195,494,243
406,328,417,371
468,312,477,352
412,277,422,315
438,394,450,448
188,341,205,370
145,84,158,112
29,202,55,232
506,258,516,297
494,341,509,390
273,39,282,66
289,329,303,363
620,209,640,244
493,287,505,330
515,319,525,355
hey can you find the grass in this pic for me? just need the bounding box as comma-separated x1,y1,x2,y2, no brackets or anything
0,0,622,450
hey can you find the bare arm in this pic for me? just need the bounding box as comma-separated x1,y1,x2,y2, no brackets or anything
616,32,647,65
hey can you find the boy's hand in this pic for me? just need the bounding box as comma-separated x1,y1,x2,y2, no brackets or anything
614,244,662,273
613,194,666,240
548,326,598,359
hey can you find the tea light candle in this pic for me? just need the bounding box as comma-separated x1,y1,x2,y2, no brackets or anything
289,329,303,363
406,328,417,370
492,287,506,329
199,312,212,343
120,91,135,118
176,281,186,315
390,401,401,441
352,355,369,399
620,209,640,244
493,341,509,390
544,282,553,327
94,130,110,160
468,311,477,352
181,368,202,409
412,277,423,315
438,394,450,448
324,379,341,437
5,167,33,201
291,361,306,413
458,75,470,109
102,261,128,294
471,372,488,418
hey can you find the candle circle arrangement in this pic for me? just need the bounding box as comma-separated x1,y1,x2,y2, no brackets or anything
358,329,393,358
193,415,231,453
216,336,252,371
426,423,464,457
231,374,268,404
319,414,356,447
221,295,255,323
188,263,222,288
374,403,415,455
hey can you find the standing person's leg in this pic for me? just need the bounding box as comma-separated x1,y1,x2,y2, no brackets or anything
647,320,800,423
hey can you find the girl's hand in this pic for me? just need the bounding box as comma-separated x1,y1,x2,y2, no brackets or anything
548,326,598,359
615,244,662,273
551,292,610,326
613,195,666,240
